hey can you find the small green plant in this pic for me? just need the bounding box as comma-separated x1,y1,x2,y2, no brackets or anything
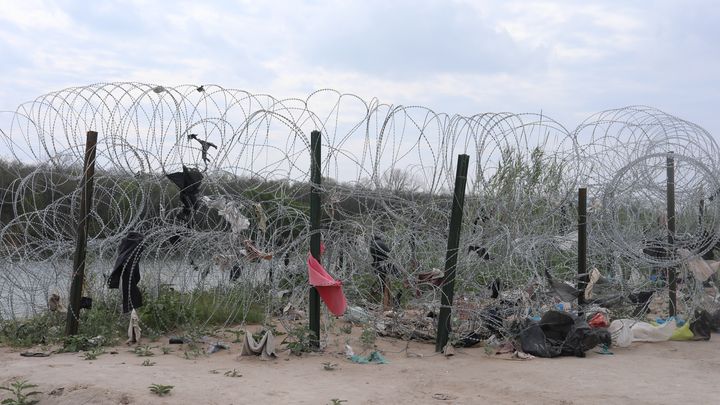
360,326,376,349
134,345,154,357
83,348,105,360
329,399,347,405
223,369,242,378
142,359,156,366
59,335,94,353
226,329,245,343
284,326,315,356
252,330,266,341
0,379,42,405
181,338,204,360
148,384,173,397
264,322,284,336
322,362,339,371
161,346,172,355
0,312,64,347
339,324,352,334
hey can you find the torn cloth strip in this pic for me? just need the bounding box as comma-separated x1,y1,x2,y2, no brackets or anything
244,239,273,261
108,231,144,313
307,248,347,316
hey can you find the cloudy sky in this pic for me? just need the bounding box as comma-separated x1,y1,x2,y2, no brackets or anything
0,0,718,136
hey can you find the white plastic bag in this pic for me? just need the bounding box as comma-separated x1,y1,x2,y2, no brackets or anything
608,319,633,348
631,319,676,342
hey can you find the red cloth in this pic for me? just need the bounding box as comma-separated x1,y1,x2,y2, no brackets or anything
307,244,347,316
588,312,609,328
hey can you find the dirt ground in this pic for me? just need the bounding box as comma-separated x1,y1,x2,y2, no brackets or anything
1,327,718,405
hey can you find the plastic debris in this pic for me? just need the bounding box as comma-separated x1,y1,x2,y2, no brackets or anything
594,344,614,355
656,317,685,327
632,319,677,342
670,322,694,341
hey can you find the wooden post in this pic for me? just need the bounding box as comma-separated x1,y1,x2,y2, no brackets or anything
435,154,470,352
309,130,322,347
577,188,588,306
667,152,677,317
66,131,98,336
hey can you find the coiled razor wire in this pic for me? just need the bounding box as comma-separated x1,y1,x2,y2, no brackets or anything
0,83,718,344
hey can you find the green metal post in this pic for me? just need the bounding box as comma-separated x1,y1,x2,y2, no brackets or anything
435,154,470,352
66,131,98,336
577,188,588,306
309,130,322,347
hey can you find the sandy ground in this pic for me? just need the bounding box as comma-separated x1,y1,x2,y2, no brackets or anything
1,326,718,405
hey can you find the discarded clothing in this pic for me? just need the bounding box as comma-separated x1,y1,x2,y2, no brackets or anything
689,310,712,341
628,291,654,316
370,235,391,263
207,341,230,354
480,307,504,337
188,134,216,163
584,268,602,300
166,165,203,221
520,310,609,358
712,309,720,332
307,250,347,316
20,352,51,357
108,231,144,313
127,309,141,344
588,312,609,328
240,331,276,360
414,269,444,297
350,351,388,364
544,269,579,302
417,268,444,286
79,296,93,310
